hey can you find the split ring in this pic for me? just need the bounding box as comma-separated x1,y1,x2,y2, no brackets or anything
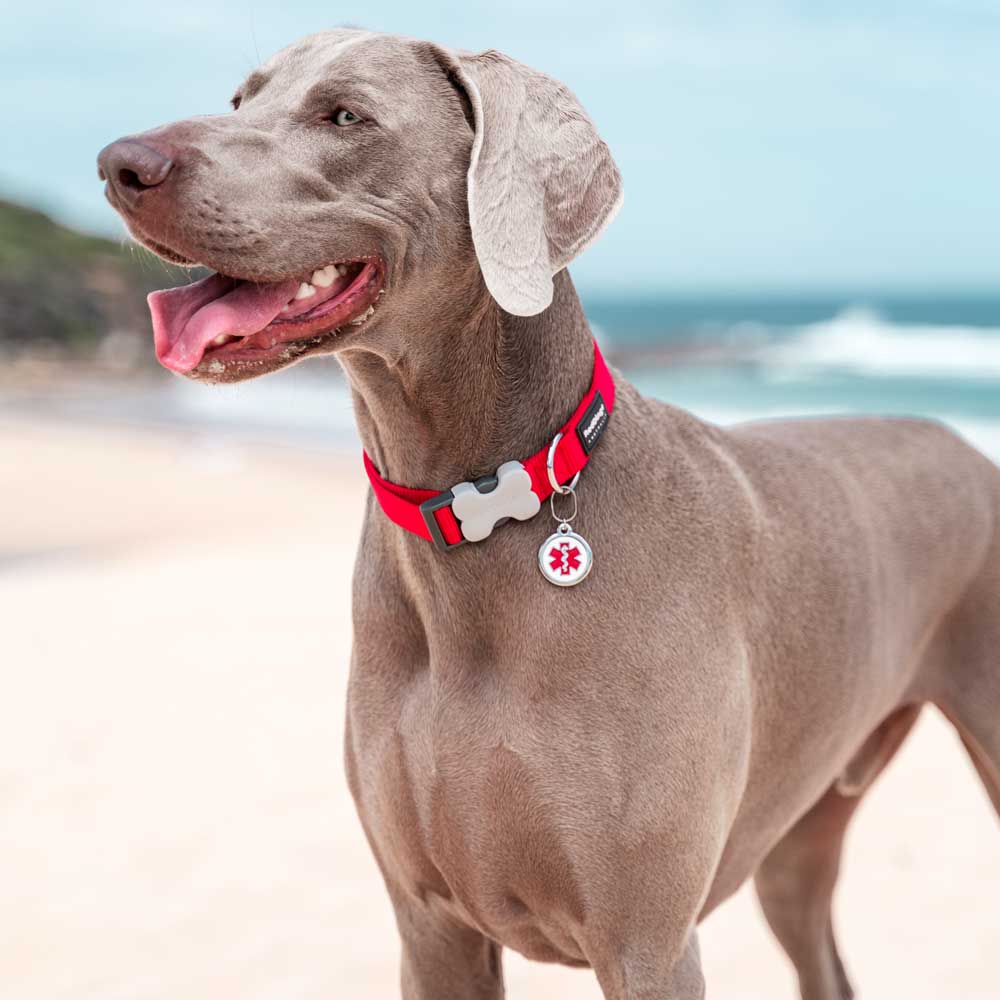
546,432,581,495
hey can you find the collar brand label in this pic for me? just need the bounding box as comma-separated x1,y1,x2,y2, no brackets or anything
576,390,609,455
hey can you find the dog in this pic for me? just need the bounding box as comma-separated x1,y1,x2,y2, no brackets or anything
98,29,1000,999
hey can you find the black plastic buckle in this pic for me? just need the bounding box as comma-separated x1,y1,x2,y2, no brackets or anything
419,488,463,552
418,472,500,553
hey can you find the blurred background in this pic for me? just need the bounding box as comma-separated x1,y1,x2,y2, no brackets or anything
2,3,998,999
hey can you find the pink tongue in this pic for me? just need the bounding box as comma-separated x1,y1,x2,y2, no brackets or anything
148,274,300,373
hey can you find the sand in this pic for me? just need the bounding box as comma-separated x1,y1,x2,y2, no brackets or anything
2,414,997,999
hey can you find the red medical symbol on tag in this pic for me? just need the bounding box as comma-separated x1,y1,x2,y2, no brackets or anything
548,541,582,576
538,527,593,587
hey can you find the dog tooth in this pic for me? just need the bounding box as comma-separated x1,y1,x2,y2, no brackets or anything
312,267,334,288
212,334,229,346
337,264,348,276
294,282,316,300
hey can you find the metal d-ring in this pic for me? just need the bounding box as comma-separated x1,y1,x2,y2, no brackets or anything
546,432,581,495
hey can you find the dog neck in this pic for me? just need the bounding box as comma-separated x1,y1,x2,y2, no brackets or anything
339,269,596,489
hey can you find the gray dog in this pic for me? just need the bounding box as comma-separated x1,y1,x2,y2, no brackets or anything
98,29,999,1000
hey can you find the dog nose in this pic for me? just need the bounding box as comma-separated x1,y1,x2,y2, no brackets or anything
97,139,174,208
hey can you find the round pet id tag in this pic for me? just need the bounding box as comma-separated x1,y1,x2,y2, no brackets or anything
538,522,593,587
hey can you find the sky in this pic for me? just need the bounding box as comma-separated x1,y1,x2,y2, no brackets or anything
3,1,999,294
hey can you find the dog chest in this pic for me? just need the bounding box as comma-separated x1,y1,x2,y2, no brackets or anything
346,688,598,963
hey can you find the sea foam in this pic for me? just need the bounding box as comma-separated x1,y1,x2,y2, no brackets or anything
764,306,1000,380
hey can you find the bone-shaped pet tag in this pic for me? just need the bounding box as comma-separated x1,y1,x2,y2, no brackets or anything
451,461,542,543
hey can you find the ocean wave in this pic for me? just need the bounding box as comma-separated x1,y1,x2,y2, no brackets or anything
763,306,1000,380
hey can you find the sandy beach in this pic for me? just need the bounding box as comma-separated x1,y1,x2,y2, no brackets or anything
2,413,997,999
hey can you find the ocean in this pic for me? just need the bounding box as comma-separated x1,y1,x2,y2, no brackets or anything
587,294,1000,463
15,293,1000,464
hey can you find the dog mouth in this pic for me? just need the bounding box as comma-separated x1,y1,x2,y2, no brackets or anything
148,257,385,374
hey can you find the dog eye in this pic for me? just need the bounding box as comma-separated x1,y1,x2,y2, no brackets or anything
332,109,360,127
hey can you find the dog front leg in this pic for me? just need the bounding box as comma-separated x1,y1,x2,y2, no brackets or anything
393,895,504,1000
590,929,705,1000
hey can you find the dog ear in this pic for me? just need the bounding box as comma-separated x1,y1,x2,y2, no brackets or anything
434,47,623,316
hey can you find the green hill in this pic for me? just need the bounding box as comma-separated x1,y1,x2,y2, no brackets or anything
0,199,194,359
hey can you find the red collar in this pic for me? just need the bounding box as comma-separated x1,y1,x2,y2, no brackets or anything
363,340,615,551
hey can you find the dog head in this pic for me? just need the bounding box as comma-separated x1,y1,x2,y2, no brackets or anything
98,30,622,382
